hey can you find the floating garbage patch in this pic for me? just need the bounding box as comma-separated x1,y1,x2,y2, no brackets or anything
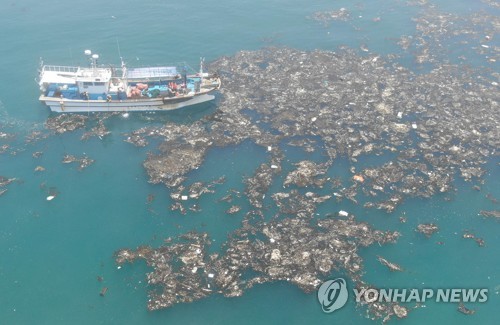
133,45,498,214
112,42,498,320
115,214,404,320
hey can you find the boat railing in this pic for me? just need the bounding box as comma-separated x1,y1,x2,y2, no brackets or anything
41,65,79,73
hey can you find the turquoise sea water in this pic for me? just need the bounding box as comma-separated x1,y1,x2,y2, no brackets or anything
0,0,499,324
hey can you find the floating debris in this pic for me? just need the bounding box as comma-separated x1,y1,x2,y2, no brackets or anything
479,210,500,219
416,223,439,238
392,304,409,319
462,231,485,247
81,120,111,141
115,214,400,315
0,144,9,154
283,161,329,188
99,287,108,297
485,194,498,204
45,114,88,134
377,255,403,272
41,184,59,201
0,176,16,197
139,42,496,211
308,8,351,26
61,154,95,171
110,9,499,321
225,205,241,215
458,302,476,315
0,176,16,187
339,210,349,217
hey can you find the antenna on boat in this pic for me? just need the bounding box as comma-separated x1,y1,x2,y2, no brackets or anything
199,57,205,83
116,39,124,65
200,57,205,75
116,39,127,78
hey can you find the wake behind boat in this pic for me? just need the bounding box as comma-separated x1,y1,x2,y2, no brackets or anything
38,50,221,112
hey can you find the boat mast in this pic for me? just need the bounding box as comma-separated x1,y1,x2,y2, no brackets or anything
200,57,205,84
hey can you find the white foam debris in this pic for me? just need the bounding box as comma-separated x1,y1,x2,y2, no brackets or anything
339,210,349,217
46,195,55,201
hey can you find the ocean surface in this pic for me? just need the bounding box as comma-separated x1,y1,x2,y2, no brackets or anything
0,0,499,324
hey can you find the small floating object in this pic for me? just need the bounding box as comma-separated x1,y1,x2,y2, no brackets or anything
267,146,272,151
46,195,56,201
271,165,278,169
352,175,364,183
100,287,108,297
122,112,129,118
181,195,188,201
338,210,349,217
411,123,418,129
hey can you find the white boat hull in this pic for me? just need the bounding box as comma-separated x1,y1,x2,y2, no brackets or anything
40,94,215,113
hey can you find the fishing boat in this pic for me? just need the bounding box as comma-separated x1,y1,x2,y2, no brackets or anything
37,50,221,112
